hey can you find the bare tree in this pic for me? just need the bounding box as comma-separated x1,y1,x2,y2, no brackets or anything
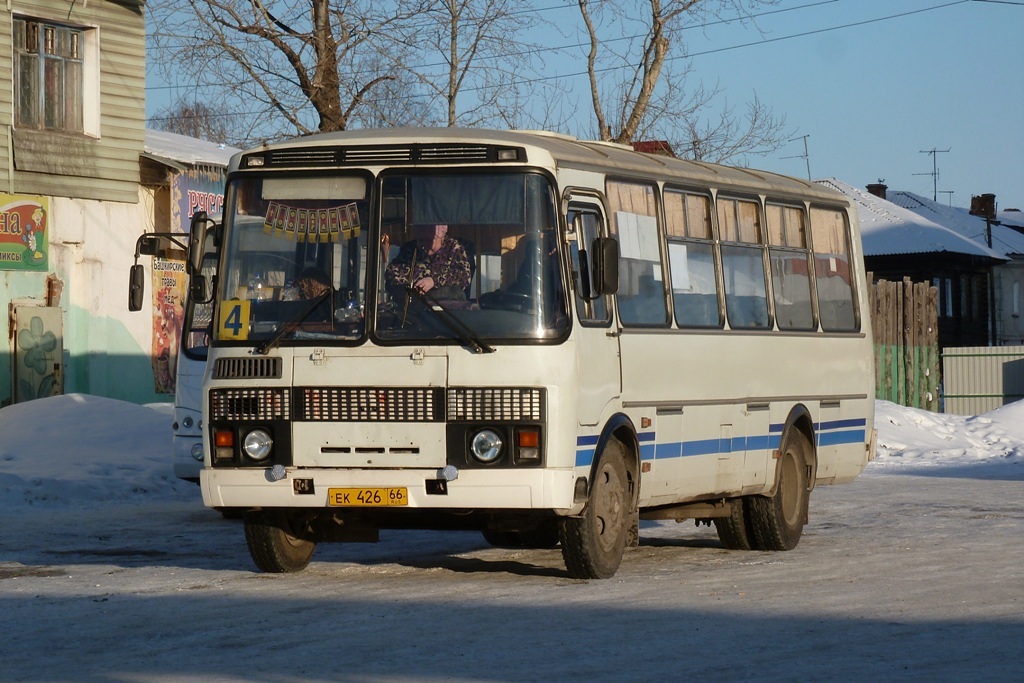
377,0,552,129
148,0,427,143
576,0,789,163
149,99,234,144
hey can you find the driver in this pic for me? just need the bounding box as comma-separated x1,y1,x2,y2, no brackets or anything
385,224,472,300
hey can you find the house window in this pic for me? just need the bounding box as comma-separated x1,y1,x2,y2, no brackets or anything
14,18,85,133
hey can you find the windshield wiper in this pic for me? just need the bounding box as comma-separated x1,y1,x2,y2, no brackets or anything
410,288,494,354
252,291,330,356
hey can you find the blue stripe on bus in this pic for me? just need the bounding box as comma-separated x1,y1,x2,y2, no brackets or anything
818,429,867,447
575,418,865,468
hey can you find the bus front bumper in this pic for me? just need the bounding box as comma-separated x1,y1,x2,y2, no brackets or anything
201,466,579,512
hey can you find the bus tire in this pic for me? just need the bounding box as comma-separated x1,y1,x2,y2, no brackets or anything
713,497,758,550
748,430,811,551
244,509,316,573
559,441,631,579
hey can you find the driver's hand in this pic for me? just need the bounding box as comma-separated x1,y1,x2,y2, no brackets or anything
415,277,435,293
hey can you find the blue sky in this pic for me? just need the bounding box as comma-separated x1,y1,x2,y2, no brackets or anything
669,0,1024,210
145,0,1022,209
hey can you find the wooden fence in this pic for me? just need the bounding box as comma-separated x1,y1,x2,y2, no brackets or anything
868,276,940,411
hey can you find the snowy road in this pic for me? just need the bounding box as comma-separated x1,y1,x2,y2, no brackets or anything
2,467,1022,683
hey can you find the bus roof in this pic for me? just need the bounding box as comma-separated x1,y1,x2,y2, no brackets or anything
230,127,847,206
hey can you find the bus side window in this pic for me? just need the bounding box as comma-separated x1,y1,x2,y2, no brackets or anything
718,197,770,330
665,190,721,328
766,203,815,331
810,206,859,332
568,207,610,324
606,180,668,326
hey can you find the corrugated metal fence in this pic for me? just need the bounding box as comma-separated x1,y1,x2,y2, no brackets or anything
942,346,1024,415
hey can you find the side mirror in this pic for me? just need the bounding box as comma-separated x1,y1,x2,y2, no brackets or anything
188,211,210,276
592,237,619,295
128,264,145,311
137,235,162,257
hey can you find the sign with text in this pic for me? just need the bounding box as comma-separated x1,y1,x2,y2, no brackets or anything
0,194,49,271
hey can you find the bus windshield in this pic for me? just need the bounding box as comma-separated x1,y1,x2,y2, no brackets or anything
375,172,568,342
216,174,371,344
216,170,568,347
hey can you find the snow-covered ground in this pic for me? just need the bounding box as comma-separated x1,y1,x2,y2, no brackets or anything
1,395,1021,682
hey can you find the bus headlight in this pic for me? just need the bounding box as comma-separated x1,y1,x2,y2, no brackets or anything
190,442,205,462
242,429,274,462
470,429,503,463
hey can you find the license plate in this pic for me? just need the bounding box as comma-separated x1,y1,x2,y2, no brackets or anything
328,487,408,507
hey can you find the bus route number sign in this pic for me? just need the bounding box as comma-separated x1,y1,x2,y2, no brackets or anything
218,300,251,341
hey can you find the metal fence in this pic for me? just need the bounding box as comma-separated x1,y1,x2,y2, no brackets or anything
941,345,1024,415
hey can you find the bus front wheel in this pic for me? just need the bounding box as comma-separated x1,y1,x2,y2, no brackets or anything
244,509,317,573
747,430,811,551
559,441,632,579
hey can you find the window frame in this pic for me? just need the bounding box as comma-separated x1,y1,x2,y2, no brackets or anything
664,187,722,328
13,16,98,137
808,204,860,332
717,195,771,330
765,201,816,331
606,178,670,328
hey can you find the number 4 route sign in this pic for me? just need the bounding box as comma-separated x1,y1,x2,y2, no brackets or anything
218,300,251,341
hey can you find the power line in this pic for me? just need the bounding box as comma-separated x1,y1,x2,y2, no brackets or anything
145,0,844,92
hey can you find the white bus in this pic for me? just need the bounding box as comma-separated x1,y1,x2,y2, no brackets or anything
196,128,876,579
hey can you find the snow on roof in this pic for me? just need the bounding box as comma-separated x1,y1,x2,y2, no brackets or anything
816,178,1006,261
144,129,240,168
1000,208,1024,230
887,190,1024,258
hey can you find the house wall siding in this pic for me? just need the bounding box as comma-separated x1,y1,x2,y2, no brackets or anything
3,0,145,203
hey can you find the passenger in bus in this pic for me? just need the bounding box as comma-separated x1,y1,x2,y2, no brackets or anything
385,224,472,301
296,268,332,300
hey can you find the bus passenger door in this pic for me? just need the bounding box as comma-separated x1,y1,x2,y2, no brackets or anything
567,200,621,426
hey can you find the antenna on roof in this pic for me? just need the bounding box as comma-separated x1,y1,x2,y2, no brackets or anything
939,190,954,207
782,134,811,180
914,148,950,202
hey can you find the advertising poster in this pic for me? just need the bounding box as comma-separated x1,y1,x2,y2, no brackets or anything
0,194,49,271
151,167,226,393
152,257,186,393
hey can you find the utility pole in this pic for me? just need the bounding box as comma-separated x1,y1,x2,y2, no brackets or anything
782,135,811,180
914,148,950,202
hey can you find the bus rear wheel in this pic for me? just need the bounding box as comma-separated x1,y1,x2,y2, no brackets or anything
559,441,631,579
244,509,317,573
713,497,758,550
748,430,811,551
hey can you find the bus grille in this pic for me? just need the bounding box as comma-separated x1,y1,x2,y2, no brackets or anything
212,357,282,379
210,388,290,420
296,387,444,422
447,388,544,422
210,386,545,423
